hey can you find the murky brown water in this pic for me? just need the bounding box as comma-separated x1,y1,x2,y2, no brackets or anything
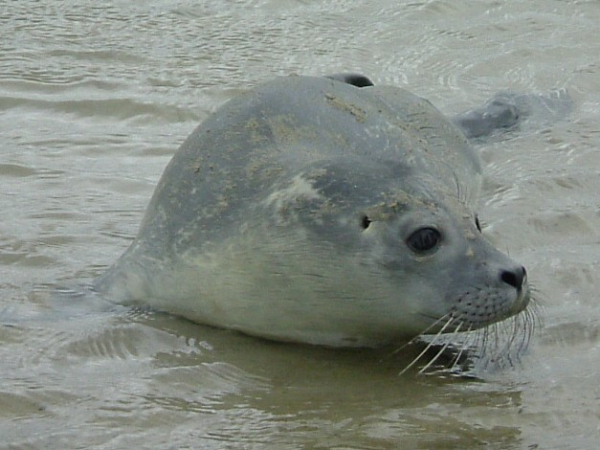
2,1,599,448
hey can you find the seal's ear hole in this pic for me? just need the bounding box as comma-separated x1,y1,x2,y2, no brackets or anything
475,215,487,233
406,227,441,253
360,215,372,230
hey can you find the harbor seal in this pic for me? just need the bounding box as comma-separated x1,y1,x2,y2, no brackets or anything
94,74,567,348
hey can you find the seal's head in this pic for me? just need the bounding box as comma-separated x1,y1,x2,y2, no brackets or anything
253,156,530,345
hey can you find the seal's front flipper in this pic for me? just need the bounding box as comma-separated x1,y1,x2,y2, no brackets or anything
326,73,375,88
454,89,573,139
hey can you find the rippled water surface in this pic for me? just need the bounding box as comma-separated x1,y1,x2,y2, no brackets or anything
2,1,599,448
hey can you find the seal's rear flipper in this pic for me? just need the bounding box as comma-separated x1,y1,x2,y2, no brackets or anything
326,73,375,88
454,89,573,139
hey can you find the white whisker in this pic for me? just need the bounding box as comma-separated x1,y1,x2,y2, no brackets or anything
449,324,473,372
399,315,455,376
391,314,451,355
418,321,464,374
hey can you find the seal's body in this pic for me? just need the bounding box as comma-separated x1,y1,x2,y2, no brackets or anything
95,75,540,347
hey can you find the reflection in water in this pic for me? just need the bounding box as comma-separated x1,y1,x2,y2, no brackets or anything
1,288,526,448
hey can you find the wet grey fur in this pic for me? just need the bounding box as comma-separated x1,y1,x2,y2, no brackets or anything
94,74,570,347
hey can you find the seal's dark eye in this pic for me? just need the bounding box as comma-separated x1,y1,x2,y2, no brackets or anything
406,227,441,253
475,215,482,233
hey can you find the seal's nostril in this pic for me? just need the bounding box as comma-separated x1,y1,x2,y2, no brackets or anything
501,266,525,289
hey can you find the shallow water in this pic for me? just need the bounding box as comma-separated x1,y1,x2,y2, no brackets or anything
1,0,599,448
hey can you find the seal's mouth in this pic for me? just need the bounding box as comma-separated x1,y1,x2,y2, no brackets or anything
418,280,531,335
